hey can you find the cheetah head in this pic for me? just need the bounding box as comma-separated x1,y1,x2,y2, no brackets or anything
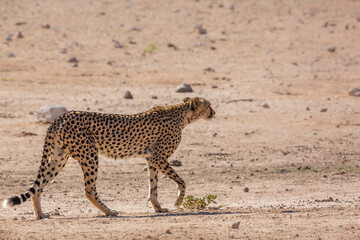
183,97,215,123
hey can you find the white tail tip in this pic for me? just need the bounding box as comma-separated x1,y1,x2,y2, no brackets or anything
2,199,12,208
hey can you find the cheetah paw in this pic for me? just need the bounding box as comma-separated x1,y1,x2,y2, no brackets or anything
105,210,119,216
36,213,50,220
155,208,169,213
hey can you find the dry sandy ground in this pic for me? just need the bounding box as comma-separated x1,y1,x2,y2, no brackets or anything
1,0,360,239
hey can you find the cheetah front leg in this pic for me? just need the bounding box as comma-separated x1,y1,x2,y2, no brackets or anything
148,157,186,209
146,159,168,213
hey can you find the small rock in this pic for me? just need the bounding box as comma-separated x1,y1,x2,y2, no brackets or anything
15,21,27,25
5,34,12,41
128,27,141,32
262,103,270,108
143,167,147,171
176,83,193,93
196,42,205,47
8,53,16,58
306,106,310,111
165,229,172,234
73,63,78,67
244,130,254,136
113,40,123,49
204,67,215,72
167,43,178,50
327,45,336,52
244,187,249,192
37,105,68,123
17,131,37,137
194,24,207,35
348,88,360,97
320,108,327,112
41,22,50,29
60,48,67,54
17,31,24,38
52,209,60,215
124,91,133,99
170,160,182,167
50,180,57,184
232,221,240,229
212,85,218,88
68,57,78,63
151,95,158,99
13,217,18,220
357,15,360,22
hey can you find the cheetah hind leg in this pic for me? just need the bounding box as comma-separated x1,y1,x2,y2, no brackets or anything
32,148,69,219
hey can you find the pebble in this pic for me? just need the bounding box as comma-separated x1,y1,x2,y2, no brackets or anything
42,22,51,29
124,91,133,99
170,160,182,167
50,180,57,183
128,27,141,32
167,43,178,50
5,34,12,41
143,167,147,171
262,103,270,108
37,105,68,123
244,187,249,192
60,48,67,54
327,45,336,52
151,95,158,99
68,57,78,63
113,40,123,48
204,67,215,72
17,31,24,38
176,83,193,93
13,217,18,220
348,88,360,96
8,53,16,58
232,221,240,229
320,108,328,112
194,24,207,35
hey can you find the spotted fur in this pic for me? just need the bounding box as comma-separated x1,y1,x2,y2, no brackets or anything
2,97,215,219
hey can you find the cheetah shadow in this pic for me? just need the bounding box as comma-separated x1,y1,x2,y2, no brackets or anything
96,210,248,219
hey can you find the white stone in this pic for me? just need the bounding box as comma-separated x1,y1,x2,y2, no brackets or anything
176,84,193,93
37,105,68,123
348,88,360,97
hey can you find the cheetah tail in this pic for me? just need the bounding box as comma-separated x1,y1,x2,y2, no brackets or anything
2,126,55,209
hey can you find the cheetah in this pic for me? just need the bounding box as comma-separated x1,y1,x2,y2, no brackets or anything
2,97,215,219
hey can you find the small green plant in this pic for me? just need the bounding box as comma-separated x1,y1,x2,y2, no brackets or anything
1,77,13,82
182,195,217,210
144,44,157,54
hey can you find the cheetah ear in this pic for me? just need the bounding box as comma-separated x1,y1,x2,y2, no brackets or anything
183,97,190,103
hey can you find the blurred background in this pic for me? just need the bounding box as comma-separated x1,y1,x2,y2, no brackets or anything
1,0,359,239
